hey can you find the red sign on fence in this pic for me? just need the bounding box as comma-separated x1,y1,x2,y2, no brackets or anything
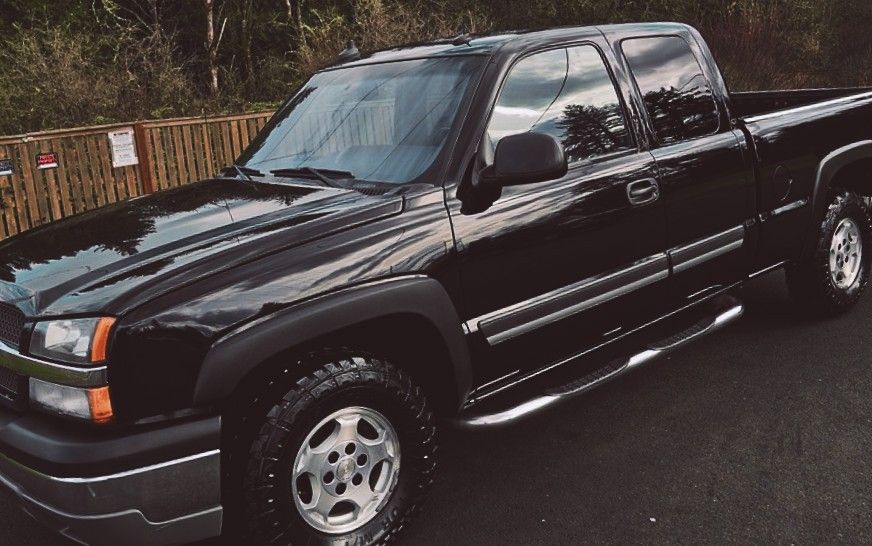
36,152,59,170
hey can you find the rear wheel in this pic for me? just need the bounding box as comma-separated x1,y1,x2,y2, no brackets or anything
786,191,872,314
235,351,436,545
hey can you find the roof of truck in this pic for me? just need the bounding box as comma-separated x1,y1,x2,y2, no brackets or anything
326,22,695,70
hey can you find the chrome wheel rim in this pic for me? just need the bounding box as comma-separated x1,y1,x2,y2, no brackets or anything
292,406,401,534
829,217,863,289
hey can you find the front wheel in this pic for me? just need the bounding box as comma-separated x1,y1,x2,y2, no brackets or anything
238,351,436,545
786,191,872,314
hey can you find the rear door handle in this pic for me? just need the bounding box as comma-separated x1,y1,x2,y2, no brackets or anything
626,178,660,205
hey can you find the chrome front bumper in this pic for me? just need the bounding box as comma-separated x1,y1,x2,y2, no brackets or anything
0,448,223,546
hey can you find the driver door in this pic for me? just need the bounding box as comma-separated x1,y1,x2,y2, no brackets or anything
448,42,669,384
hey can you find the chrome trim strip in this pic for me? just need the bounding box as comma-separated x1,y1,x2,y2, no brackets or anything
743,91,872,123
671,225,745,274
53,450,220,484
749,260,787,279
687,284,723,300
0,341,106,388
469,253,669,345
770,198,808,218
469,370,522,396
674,239,743,273
455,298,744,429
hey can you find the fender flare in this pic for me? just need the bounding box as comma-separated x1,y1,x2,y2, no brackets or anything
806,140,872,254
192,275,472,410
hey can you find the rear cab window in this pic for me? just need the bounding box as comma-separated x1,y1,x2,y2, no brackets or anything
486,45,632,167
621,36,720,144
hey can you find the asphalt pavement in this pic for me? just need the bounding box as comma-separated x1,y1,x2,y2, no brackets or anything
4,270,871,545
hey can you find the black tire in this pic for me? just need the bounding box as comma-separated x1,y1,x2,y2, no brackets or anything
236,350,436,546
786,190,872,315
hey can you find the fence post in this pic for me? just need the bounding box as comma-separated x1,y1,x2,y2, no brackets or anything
133,122,155,194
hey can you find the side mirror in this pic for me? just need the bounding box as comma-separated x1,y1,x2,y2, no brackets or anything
480,132,568,188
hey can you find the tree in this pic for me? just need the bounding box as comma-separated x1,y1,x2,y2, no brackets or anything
286,0,306,50
204,0,227,95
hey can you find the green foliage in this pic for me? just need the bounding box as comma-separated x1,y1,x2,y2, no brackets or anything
1,0,870,135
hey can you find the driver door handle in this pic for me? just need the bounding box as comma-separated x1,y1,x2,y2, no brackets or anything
626,178,660,205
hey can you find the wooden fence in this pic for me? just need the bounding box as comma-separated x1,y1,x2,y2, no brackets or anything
0,111,273,239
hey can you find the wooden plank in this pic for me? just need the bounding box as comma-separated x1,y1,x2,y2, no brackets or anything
229,120,242,159
9,143,30,232
171,125,186,185
189,123,206,180
131,163,143,197
238,120,250,150
141,111,273,129
18,141,42,228
95,135,120,204
220,122,233,168
134,123,154,194
181,125,197,184
0,144,18,237
201,122,215,178
83,135,107,207
52,138,74,217
151,127,169,191
0,166,12,238
70,136,92,212
163,127,179,189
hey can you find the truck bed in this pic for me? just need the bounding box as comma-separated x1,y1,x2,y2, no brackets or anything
732,87,872,118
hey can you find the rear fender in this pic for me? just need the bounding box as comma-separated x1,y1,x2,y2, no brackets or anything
807,140,872,254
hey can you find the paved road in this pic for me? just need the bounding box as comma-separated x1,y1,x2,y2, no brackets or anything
4,271,871,545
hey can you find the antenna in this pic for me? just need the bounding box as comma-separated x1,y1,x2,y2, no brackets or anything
337,40,361,63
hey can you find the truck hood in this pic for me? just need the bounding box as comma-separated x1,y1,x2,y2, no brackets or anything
0,178,402,316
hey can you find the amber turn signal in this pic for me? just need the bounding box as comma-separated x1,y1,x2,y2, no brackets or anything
90,317,116,363
87,386,114,424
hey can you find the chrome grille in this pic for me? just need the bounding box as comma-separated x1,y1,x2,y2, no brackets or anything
0,303,24,348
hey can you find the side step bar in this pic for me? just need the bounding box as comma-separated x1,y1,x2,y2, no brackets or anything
454,296,744,430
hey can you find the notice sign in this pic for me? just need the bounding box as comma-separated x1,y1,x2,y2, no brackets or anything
36,152,59,170
108,128,139,168
0,159,12,177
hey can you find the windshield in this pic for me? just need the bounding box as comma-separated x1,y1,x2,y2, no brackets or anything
239,56,485,184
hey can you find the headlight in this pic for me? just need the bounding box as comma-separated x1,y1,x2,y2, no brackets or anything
30,317,116,365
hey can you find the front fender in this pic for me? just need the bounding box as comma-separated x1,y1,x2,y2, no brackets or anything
192,275,472,410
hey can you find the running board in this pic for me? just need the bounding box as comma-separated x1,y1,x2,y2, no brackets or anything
454,296,744,430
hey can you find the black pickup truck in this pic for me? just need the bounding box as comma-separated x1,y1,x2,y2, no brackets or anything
1,22,871,546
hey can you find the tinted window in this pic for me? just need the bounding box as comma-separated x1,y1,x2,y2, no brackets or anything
622,36,719,143
487,49,567,144
487,46,631,165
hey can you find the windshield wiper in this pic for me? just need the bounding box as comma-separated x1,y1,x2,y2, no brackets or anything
270,167,354,188
223,164,263,183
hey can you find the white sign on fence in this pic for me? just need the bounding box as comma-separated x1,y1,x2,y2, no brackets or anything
108,128,139,168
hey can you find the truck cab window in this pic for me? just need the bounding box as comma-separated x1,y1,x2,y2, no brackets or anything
487,46,631,166
621,36,720,143
486,49,568,149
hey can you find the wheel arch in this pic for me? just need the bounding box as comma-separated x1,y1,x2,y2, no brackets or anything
807,140,872,254
192,276,473,415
